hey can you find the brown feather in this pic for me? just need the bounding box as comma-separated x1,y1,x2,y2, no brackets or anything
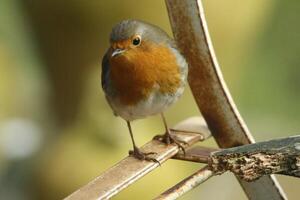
109,41,181,105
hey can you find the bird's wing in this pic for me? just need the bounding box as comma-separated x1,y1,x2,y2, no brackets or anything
101,50,110,91
101,50,118,116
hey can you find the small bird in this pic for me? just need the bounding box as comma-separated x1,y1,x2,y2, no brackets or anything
101,19,188,161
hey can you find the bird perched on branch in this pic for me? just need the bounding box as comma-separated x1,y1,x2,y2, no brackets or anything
101,19,188,161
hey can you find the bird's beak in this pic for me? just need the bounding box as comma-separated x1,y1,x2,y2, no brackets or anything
111,48,125,57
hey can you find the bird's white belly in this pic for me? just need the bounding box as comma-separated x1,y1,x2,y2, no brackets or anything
108,86,185,121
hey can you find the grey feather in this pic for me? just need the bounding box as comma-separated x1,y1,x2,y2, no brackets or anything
110,19,176,48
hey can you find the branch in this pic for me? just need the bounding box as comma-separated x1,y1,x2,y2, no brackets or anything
172,146,217,163
210,135,300,181
165,0,286,199
64,117,211,200
155,135,299,199
154,166,214,200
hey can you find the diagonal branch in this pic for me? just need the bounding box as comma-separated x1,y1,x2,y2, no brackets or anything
154,166,214,200
64,117,211,200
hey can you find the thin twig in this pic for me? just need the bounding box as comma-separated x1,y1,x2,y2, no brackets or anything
154,166,214,200
172,146,217,163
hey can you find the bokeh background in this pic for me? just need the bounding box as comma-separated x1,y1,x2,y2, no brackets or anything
0,0,299,199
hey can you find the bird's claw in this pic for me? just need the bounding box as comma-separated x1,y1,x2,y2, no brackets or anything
129,147,160,165
153,132,187,155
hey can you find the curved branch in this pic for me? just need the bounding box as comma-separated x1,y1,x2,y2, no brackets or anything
165,0,286,199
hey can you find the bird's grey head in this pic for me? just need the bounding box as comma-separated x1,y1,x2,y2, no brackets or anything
109,19,172,44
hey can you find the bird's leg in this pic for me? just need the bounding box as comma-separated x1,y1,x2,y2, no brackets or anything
126,121,159,163
153,113,186,153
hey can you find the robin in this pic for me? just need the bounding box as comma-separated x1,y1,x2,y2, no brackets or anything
101,19,188,161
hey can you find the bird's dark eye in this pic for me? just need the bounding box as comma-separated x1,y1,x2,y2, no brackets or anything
132,36,141,46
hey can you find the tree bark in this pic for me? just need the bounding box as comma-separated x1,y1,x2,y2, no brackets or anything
210,135,300,181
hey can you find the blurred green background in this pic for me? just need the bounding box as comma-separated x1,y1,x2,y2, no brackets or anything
0,0,299,199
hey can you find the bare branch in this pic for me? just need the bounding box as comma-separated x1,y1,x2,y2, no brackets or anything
156,135,299,199
210,135,300,181
165,0,286,199
64,117,210,200
154,166,214,200
172,146,217,163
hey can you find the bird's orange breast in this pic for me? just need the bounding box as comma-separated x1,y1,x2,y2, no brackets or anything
109,42,181,106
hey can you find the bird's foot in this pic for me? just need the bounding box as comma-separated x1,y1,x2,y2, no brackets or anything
129,147,160,164
153,131,187,154
169,128,202,135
